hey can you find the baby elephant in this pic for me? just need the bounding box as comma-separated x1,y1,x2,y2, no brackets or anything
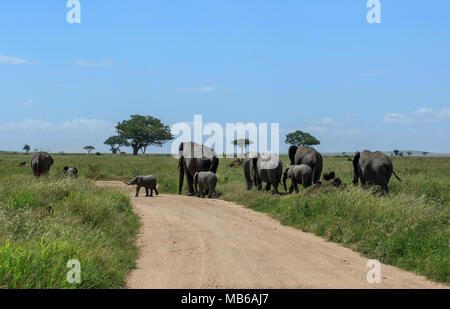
283,164,313,193
194,171,218,198
63,166,78,178
124,175,159,197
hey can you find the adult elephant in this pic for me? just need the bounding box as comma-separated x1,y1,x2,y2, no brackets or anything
243,152,258,190
31,153,54,177
255,153,283,195
288,145,323,183
178,142,219,196
353,150,401,194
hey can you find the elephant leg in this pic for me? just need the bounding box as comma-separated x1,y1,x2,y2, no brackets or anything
293,179,300,193
265,183,271,191
186,172,195,196
289,183,294,194
208,188,212,198
200,184,205,198
154,187,159,195
150,187,153,197
136,186,141,197
145,187,150,196
268,173,280,195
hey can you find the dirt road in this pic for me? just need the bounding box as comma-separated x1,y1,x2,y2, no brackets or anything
98,181,445,289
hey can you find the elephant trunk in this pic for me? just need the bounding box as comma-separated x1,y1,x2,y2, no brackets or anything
178,157,185,195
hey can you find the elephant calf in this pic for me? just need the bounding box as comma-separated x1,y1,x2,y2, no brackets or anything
124,175,159,197
63,166,78,178
194,171,218,198
283,164,313,193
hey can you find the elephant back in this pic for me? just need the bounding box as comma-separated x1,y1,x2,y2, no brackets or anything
179,142,217,160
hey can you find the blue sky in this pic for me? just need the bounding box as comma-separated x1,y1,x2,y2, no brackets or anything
1,0,449,154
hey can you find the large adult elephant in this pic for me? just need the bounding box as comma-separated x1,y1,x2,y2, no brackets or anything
255,153,283,195
178,142,219,196
352,150,401,194
31,153,54,177
288,145,323,183
243,152,258,190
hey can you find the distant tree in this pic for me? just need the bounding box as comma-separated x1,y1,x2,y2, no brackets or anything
399,152,404,157
342,152,346,156
422,152,429,156
23,144,30,154
115,115,173,156
34,149,39,153
393,149,400,156
285,130,320,147
84,146,95,155
231,139,253,157
407,151,412,156
104,135,130,154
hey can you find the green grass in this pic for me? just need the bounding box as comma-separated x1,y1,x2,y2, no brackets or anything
0,175,140,289
0,153,449,284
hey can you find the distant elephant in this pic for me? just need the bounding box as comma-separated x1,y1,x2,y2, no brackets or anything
288,146,323,183
255,153,283,195
63,166,78,178
243,152,258,190
178,142,219,196
194,171,218,198
124,175,159,197
283,164,313,193
353,150,401,194
31,153,54,177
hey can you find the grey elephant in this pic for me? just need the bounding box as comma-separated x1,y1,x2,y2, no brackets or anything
255,153,283,195
283,164,313,193
288,145,323,183
63,166,78,178
194,171,218,198
178,142,219,196
124,175,159,197
31,153,54,177
243,152,258,190
353,150,401,194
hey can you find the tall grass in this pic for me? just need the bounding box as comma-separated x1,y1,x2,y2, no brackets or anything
0,175,140,289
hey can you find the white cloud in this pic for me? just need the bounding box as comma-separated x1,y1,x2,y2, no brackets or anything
413,107,450,119
22,99,38,107
0,118,114,132
177,86,217,93
382,113,414,124
0,54,31,64
74,60,117,67
321,117,335,124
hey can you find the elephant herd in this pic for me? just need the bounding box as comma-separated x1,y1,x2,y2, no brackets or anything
29,142,401,198
178,142,401,196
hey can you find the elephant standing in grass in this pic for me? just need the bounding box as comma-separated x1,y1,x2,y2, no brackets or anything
353,150,401,194
124,175,159,197
243,153,258,190
64,166,78,178
178,142,219,196
288,146,323,183
283,164,313,193
255,153,283,195
31,153,54,177
194,171,218,198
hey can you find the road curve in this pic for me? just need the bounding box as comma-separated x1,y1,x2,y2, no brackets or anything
97,181,445,289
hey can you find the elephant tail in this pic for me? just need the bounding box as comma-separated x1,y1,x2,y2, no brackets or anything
352,151,361,185
385,164,402,182
288,145,297,165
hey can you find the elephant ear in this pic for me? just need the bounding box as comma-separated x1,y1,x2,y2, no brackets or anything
352,151,361,180
288,145,298,165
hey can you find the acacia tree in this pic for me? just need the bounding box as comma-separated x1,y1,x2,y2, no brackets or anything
84,145,95,154
231,139,253,157
393,149,400,156
285,130,320,147
23,144,30,154
115,115,173,156
104,136,130,154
